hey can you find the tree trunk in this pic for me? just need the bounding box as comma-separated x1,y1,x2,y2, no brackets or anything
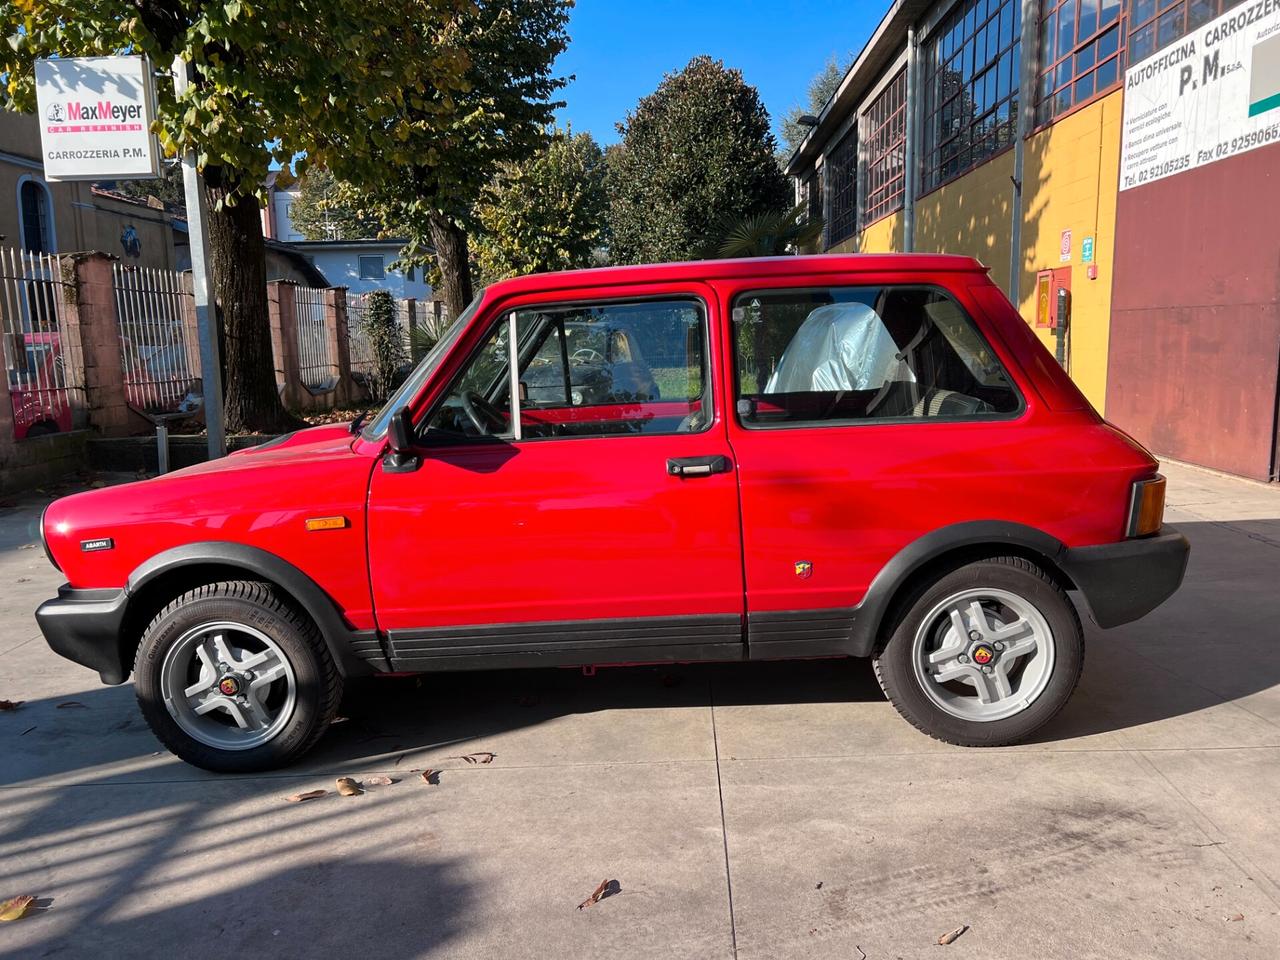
203,167,303,434
428,211,473,321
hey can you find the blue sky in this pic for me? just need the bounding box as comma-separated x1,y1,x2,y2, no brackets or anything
553,1,883,147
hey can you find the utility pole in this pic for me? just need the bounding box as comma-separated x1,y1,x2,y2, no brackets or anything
172,57,226,459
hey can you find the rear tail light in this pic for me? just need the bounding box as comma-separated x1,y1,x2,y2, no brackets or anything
1126,475,1166,538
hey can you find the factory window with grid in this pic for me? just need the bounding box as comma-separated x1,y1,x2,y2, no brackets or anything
1126,0,1245,64
922,0,1021,193
827,130,858,246
804,170,824,226
862,69,908,225
1037,0,1123,121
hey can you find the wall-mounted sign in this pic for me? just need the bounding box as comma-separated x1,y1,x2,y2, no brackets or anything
1060,228,1072,262
34,56,161,181
1119,1,1280,191
1082,236,1095,263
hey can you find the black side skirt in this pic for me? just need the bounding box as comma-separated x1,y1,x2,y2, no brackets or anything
386,614,745,671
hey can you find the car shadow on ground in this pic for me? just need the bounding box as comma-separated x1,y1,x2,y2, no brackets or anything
5,519,1279,785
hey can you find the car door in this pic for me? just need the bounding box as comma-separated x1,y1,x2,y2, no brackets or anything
367,283,746,669
716,274,1039,659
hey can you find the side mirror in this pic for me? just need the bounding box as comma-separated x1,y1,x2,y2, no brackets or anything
383,407,420,474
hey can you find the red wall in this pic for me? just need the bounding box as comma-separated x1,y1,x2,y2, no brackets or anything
1108,144,1280,482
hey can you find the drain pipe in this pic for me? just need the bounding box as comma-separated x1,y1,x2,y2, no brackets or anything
1008,0,1038,306
903,25,918,252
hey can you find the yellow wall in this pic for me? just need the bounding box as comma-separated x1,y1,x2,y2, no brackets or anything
1018,91,1121,411
913,150,1016,292
854,211,904,253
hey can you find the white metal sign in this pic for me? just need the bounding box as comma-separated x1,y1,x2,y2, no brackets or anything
1119,0,1280,191
34,56,160,181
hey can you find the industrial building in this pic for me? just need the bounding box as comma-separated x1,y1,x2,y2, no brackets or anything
787,0,1280,481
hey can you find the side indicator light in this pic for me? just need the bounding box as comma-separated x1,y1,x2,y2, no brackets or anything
305,516,348,532
1126,476,1166,538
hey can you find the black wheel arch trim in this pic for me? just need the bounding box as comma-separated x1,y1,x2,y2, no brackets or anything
843,520,1070,657
125,542,387,677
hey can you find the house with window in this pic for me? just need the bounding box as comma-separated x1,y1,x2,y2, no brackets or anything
260,173,431,299
788,0,1280,482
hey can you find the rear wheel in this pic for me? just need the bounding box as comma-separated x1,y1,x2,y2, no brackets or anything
134,581,342,771
873,557,1083,746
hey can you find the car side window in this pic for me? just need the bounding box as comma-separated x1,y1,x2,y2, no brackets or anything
733,285,1021,426
424,297,711,442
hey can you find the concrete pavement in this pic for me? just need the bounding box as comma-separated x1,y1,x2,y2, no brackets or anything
1,461,1278,958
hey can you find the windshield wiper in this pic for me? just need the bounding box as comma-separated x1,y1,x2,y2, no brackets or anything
349,411,369,435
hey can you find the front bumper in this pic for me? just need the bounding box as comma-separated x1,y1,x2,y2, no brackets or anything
1060,526,1190,629
35,586,130,684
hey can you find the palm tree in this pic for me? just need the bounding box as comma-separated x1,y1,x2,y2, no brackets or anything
708,202,824,258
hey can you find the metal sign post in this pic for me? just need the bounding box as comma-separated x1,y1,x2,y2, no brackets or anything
172,58,226,459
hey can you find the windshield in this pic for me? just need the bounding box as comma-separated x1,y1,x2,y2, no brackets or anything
360,289,487,441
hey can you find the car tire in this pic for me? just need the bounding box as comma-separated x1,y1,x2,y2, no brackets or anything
134,580,342,772
872,557,1083,746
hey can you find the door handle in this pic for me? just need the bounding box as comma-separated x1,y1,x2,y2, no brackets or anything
667,455,730,477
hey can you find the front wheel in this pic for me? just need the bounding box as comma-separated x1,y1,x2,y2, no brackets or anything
134,581,342,772
873,557,1083,746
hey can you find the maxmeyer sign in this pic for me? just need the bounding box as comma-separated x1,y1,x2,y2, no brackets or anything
1119,0,1280,190
34,56,160,181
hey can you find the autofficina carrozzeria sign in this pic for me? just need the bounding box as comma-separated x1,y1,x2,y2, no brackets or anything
34,55,161,181
1119,0,1280,190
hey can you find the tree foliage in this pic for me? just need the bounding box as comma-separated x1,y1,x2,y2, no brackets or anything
471,127,607,284
606,56,789,265
778,55,849,161
356,290,406,403
1,0,472,432
290,166,381,241
708,202,824,259
333,0,572,319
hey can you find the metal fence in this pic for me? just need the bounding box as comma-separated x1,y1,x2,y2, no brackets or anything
294,286,338,391
112,264,203,417
0,247,86,441
345,293,376,387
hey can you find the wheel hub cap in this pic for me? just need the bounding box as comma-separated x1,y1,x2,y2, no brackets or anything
217,675,242,696
910,587,1056,723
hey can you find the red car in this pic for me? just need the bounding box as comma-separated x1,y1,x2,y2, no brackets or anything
36,255,1188,771
9,331,74,439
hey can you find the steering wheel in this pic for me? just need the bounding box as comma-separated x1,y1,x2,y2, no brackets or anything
459,391,506,435
571,347,604,363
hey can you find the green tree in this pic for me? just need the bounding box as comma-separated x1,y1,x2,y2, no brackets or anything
778,55,849,161
334,0,572,321
290,167,381,241
472,127,607,284
2,0,470,432
708,202,824,258
356,290,406,402
606,56,790,265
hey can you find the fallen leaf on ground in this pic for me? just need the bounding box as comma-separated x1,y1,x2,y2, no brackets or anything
450,752,496,764
1225,913,1244,922
15,577,30,583
0,895,35,922
285,789,326,803
577,879,620,910
937,925,968,945
336,777,362,796
56,701,87,709
19,543,37,550
363,776,395,786
419,769,439,785
815,881,823,890
0,700,23,711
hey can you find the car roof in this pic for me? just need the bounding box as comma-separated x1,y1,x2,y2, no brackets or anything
484,253,989,300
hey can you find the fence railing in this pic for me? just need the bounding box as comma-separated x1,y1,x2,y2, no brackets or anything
112,264,203,418
345,293,376,388
294,286,338,391
0,248,86,441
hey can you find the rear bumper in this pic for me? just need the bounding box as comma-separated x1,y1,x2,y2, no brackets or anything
35,586,130,684
1060,526,1190,629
